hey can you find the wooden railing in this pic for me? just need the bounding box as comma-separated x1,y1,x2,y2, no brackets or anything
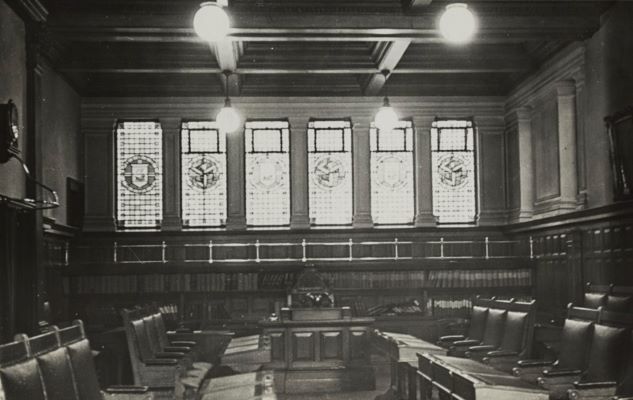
67,236,534,266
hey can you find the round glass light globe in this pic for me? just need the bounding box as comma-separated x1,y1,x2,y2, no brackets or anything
193,2,230,42
439,3,477,44
217,105,241,133
374,106,399,133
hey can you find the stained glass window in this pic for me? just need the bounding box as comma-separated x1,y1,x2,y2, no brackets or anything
308,119,353,225
431,119,477,223
245,120,290,226
116,121,163,228
370,121,415,224
181,121,226,227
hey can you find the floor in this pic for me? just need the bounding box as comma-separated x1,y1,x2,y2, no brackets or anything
278,355,392,400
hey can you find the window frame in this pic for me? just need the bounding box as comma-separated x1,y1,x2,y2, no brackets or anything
114,119,164,230
431,117,479,225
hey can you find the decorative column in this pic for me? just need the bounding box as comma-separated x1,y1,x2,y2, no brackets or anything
161,118,182,230
225,124,246,230
289,117,310,229
556,80,578,210
352,123,373,228
516,107,534,221
414,119,435,226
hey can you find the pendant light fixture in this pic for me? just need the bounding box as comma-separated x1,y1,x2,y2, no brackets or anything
193,1,231,42
216,71,241,133
439,3,477,44
374,70,399,133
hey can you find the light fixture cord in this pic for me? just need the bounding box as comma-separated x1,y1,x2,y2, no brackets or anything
223,70,231,104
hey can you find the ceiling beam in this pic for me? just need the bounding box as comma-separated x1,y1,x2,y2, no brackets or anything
60,66,525,74
47,13,601,43
210,40,241,95
363,40,411,95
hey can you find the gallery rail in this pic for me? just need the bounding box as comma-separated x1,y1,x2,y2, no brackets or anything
66,237,535,266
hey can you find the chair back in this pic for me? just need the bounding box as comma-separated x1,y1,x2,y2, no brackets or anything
0,339,47,400
59,321,104,400
480,308,507,347
555,305,600,370
22,329,81,400
583,324,629,382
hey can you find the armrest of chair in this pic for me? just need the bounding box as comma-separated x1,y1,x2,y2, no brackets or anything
162,346,191,353
484,350,519,358
567,381,617,400
438,335,466,343
170,341,196,347
543,369,583,378
467,345,496,353
144,358,179,366
105,385,149,394
451,339,481,347
516,359,555,368
154,351,186,359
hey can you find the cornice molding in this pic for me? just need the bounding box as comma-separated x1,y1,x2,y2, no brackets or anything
505,42,586,115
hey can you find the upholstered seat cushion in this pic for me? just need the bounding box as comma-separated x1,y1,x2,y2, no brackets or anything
0,359,47,400
481,308,506,347
557,319,594,370
583,324,628,382
37,347,80,400
467,306,489,342
584,293,607,309
499,311,528,353
606,295,633,312
67,339,104,400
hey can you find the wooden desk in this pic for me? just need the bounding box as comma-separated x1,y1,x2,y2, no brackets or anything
260,307,375,394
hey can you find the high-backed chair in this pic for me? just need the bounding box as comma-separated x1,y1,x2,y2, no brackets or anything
122,308,194,397
564,310,633,400
437,297,494,349
448,301,507,357
0,340,47,400
21,329,80,400
474,300,536,371
538,323,628,400
513,305,600,384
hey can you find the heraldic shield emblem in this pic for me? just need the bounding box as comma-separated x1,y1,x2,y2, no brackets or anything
376,155,407,189
187,156,221,190
438,154,469,188
250,156,284,190
123,155,157,193
313,155,346,189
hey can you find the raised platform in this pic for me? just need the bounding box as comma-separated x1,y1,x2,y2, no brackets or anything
260,307,375,393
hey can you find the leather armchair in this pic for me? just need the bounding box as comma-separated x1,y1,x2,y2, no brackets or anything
437,305,488,348
513,318,594,384
449,308,506,357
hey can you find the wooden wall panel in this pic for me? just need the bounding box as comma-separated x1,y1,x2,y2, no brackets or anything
533,96,560,203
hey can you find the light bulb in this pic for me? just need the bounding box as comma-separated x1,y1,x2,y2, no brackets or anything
216,100,241,133
374,98,399,133
439,3,477,44
193,2,230,42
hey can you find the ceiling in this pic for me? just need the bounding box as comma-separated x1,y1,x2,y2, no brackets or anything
36,0,614,97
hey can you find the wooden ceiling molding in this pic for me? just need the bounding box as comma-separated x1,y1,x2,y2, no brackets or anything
40,0,614,97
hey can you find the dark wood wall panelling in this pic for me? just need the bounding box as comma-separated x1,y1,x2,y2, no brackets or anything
508,201,633,319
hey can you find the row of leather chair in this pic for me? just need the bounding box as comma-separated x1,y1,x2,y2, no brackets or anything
121,306,275,400
0,320,154,400
436,296,536,372
584,282,633,312
514,305,633,400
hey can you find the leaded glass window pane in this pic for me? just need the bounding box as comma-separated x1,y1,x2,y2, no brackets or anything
308,119,353,225
245,120,290,226
181,121,226,227
116,121,163,228
431,119,477,223
370,121,415,224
